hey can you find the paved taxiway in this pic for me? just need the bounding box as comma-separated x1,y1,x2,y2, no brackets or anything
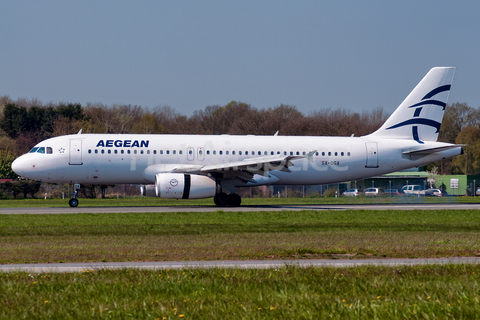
1,258,480,273
0,203,479,214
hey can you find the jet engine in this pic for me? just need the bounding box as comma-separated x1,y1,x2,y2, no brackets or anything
152,173,216,199
140,184,157,197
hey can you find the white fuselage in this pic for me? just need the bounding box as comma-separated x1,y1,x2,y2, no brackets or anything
12,133,462,186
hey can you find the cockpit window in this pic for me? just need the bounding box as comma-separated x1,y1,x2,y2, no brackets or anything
46,147,53,154
37,147,45,154
29,147,39,153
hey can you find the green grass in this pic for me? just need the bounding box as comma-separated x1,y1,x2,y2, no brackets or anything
1,265,480,319
1,195,480,207
1,210,479,263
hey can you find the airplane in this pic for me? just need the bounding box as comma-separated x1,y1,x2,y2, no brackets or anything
12,67,462,207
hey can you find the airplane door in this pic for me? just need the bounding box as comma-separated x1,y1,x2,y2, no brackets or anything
187,147,194,161
69,139,83,165
197,147,205,161
365,142,378,168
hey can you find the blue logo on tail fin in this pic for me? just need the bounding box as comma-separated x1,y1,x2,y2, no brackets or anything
386,85,450,141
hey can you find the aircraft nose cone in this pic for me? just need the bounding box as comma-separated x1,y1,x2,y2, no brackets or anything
11,156,27,175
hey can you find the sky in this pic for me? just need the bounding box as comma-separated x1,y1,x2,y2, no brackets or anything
1,1,479,116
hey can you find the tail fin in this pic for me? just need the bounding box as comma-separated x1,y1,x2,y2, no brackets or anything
366,67,455,142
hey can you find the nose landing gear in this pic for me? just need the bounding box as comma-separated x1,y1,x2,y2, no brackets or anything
69,198,79,207
69,183,80,207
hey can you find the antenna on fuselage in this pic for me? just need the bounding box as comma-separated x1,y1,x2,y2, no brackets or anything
77,129,82,134
274,131,279,136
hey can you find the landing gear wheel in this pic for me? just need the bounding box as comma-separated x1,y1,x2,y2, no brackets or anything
227,194,242,207
214,192,228,207
69,198,79,207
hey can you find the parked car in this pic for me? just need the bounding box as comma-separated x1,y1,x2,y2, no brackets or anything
343,188,360,197
424,188,442,197
364,188,383,196
384,189,400,196
401,185,424,195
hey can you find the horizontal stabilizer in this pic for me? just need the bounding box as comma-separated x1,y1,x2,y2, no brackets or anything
402,145,464,156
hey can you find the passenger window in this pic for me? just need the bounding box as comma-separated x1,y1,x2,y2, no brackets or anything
114,150,118,154
290,151,293,156
284,151,287,155
226,151,229,155
173,150,176,155
341,152,344,156
140,150,143,154
46,147,53,154
134,150,137,154
88,149,91,154
258,151,261,155
95,150,98,154
277,151,280,154
189,150,193,155
147,150,150,154
316,152,319,156
121,150,124,154
322,152,325,156
213,150,216,155
199,150,203,155
245,151,248,155
335,152,338,156
179,150,182,155
296,151,299,155
239,151,242,155
37,147,45,154
153,150,156,154
347,152,350,156
232,151,235,155
302,151,306,155
160,150,163,154
207,150,210,155
108,150,111,154
29,147,39,153
166,150,170,155
219,151,223,155
101,150,105,154
127,150,131,154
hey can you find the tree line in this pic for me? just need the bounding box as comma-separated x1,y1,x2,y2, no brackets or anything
0,96,389,157
0,95,479,192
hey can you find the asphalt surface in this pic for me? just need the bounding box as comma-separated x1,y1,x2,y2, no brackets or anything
2,257,480,273
1,203,479,214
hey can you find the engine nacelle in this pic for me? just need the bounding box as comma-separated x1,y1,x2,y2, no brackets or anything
155,173,216,199
140,184,157,197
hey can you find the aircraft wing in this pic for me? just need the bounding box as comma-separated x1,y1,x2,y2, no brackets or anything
176,151,317,183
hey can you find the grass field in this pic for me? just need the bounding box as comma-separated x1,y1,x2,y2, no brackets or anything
1,195,480,207
2,265,480,319
0,209,479,263
2,201,480,318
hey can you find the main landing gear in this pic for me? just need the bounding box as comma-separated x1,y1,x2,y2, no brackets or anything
214,192,242,207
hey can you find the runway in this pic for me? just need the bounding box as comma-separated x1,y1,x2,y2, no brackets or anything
1,203,479,214
1,257,480,273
